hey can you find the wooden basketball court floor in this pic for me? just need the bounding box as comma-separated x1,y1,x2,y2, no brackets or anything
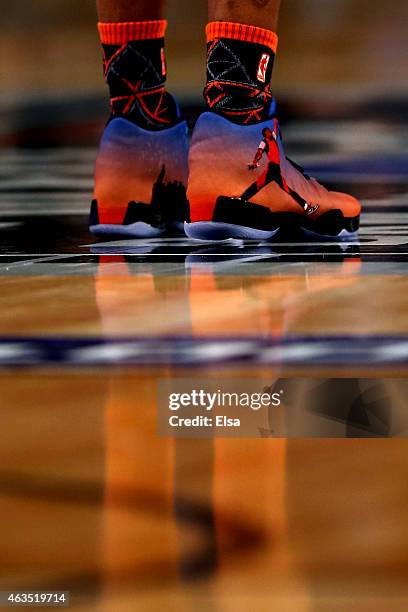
0,105,408,610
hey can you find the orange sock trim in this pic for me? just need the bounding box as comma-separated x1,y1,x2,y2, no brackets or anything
98,20,167,45
206,21,278,53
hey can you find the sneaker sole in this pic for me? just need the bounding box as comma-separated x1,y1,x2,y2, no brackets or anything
89,199,187,239
90,222,166,239
300,226,359,241
296,210,360,241
184,221,280,241
186,195,359,241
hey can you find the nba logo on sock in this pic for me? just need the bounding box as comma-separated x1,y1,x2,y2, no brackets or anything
257,54,270,83
161,48,167,76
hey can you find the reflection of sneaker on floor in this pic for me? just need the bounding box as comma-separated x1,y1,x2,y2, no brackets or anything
185,111,361,241
185,245,277,269
90,20,189,238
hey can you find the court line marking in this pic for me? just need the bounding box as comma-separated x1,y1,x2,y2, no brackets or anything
0,335,407,367
0,252,408,258
0,254,90,270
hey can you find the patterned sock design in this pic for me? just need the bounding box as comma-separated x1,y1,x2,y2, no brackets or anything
205,22,278,125
99,21,179,131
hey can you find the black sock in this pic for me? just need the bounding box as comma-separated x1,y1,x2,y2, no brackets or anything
205,22,278,125
99,22,179,131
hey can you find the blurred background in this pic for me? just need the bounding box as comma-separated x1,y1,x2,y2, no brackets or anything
0,1,406,212
1,0,407,107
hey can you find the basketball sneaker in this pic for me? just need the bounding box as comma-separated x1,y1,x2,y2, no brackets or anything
185,109,361,241
90,20,189,238
90,115,189,238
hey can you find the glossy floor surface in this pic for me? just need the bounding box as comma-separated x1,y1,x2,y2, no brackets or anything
1,102,408,610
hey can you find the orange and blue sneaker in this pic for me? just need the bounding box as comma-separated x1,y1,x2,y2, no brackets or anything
185,21,361,241
90,117,189,238
90,20,189,238
185,109,361,241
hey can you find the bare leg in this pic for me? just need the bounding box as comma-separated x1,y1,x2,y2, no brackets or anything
96,0,164,22
208,0,282,31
